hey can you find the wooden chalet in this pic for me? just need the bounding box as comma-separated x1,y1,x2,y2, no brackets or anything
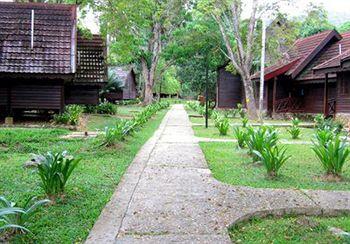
105,66,137,101
216,65,243,109
0,2,107,118
253,30,350,117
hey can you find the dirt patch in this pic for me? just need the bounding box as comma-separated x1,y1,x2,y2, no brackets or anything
314,174,345,183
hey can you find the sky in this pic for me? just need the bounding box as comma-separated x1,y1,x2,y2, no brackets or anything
1,0,350,33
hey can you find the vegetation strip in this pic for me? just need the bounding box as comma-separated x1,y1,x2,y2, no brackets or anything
0,104,168,243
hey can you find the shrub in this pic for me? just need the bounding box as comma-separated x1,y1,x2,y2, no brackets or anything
314,114,343,134
233,127,246,148
0,196,50,235
215,117,230,136
37,152,81,200
100,101,170,146
53,105,84,126
84,105,97,114
287,126,301,139
242,117,249,128
236,103,245,119
246,126,278,162
254,146,290,178
312,131,350,177
292,117,300,127
96,101,117,115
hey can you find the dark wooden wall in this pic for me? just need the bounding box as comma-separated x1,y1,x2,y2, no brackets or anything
0,80,64,116
123,71,137,100
298,82,336,113
217,67,242,109
65,84,100,105
336,72,350,113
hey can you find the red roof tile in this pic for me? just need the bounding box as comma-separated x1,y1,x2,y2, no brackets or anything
0,2,77,74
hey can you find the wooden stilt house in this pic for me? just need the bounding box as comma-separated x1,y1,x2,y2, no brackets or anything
0,2,107,118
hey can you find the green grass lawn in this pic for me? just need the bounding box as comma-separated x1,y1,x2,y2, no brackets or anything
200,142,350,190
193,125,316,141
0,109,167,243
229,215,350,243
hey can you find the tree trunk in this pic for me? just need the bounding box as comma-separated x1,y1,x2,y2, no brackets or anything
242,75,259,120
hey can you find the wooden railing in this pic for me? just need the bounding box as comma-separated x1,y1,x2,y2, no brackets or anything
275,97,303,113
326,98,336,118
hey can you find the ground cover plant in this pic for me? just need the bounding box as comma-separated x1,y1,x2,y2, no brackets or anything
53,105,84,126
312,129,350,178
0,196,50,237
200,142,350,190
229,215,350,243
0,103,168,242
214,117,230,136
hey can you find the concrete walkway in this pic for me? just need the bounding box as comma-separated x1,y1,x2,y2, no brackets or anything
86,105,350,244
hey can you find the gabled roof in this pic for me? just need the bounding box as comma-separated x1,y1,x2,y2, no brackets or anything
108,66,134,87
313,32,350,74
253,30,341,81
0,2,77,74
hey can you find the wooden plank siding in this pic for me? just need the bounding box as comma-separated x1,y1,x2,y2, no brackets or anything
65,84,100,105
216,67,242,109
336,72,350,113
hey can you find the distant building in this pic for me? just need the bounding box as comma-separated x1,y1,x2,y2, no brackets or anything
105,67,137,101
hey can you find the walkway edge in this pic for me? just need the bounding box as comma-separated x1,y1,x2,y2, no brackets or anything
85,109,170,244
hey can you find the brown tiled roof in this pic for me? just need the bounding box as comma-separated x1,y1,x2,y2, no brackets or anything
0,2,77,74
313,32,350,72
75,34,107,83
253,30,340,81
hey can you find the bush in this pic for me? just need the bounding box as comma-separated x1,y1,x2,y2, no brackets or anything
254,146,290,178
236,103,245,119
0,196,50,235
242,117,249,128
287,126,301,139
215,117,230,136
314,114,343,134
37,152,81,200
246,126,278,162
233,127,246,148
312,130,350,177
100,101,170,146
96,101,117,115
53,105,84,126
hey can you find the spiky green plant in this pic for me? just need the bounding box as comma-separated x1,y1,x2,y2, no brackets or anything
253,146,290,178
233,127,247,148
215,117,230,136
245,126,278,162
37,152,81,199
0,196,50,235
287,126,301,139
242,117,249,128
312,131,350,176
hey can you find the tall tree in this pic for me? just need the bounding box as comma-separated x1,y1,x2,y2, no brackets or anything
298,3,334,38
199,0,285,119
164,9,225,99
99,0,188,105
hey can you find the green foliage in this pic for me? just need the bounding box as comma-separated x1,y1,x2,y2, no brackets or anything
37,152,81,199
253,146,290,178
236,104,245,119
214,117,229,136
314,114,343,134
312,130,350,176
96,101,117,115
288,117,301,139
101,72,124,95
101,102,170,146
53,105,84,126
245,126,278,162
287,126,301,139
242,117,249,128
338,21,350,33
233,127,246,148
298,4,334,38
0,196,49,235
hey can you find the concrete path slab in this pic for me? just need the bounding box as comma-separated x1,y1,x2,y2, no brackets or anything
86,105,350,244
